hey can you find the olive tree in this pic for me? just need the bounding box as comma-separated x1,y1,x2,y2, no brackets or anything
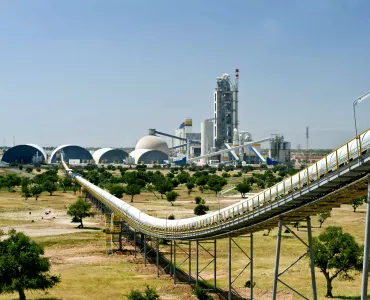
31,185,43,200
312,226,362,297
0,229,60,300
126,184,141,202
235,179,252,198
317,210,331,228
166,191,179,206
67,198,95,228
109,184,125,198
347,196,367,212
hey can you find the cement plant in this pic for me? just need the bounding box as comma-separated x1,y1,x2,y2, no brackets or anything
0,70,292,168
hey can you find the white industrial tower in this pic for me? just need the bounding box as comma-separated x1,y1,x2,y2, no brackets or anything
214,69,239,149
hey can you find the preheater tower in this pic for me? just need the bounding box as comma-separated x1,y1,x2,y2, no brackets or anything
214,69,239,149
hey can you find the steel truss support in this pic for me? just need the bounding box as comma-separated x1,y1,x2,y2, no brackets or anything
155,240,174,277
195,240,217,291
227,234,254,300
361,178,370,300
272,217,317,300
173,240,192,284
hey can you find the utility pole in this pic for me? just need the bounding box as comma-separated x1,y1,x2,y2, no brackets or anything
306,126,309,164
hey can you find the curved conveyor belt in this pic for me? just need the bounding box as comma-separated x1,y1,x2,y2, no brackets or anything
62,128,370,241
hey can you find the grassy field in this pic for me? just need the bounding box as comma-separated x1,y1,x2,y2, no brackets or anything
0,169,368,299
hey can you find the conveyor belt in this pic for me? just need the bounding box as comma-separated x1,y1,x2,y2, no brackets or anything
62,128,370,241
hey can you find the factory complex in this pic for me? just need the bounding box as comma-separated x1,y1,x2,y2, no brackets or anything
1,70,292,167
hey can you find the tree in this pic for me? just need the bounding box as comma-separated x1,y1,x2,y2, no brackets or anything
126,184,141,202
43,180,57,196
67,198,95,228
186,181,195,196
127,285,160,300
195,176,208,193
61,177,73,193
176,171,191,184
347,196,366,212
317,210,331,228
195,196,204,205
312,226,363,297
25,167,33,173
166,191,179,206
154,178,173,199
109,184,125,198
194,204,210,216
0,229,60,300
207,175,227,195
147,184,159,199
235,180,252,198
21,183,31,200
31,185,43,200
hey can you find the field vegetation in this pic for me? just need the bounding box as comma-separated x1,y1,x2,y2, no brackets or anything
0,163,368,299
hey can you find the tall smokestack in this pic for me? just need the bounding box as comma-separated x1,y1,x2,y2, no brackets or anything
233,68,239,135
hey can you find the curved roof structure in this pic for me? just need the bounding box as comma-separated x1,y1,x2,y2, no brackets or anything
130,149,168,164
50,144,93,164
1,144,46,164
93,148,129,164
135,136,169,154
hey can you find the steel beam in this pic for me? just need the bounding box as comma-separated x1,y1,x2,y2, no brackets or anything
173,241,191,284
214,240,217,291
174,240,176,284
144,234,147,267
134,230,137,257
228,236,232,300
307,218,317,300
272,220,283,300
250,233,253,300
361,178,370,300
189,241,192,283
273,218,317,300
156,239,159,278
170,240,173,276
195,240,217,290
196,240,199,285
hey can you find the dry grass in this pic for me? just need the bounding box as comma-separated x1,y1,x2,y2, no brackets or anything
0,170,368,299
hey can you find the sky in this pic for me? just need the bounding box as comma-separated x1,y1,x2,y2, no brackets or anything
0,0,369,149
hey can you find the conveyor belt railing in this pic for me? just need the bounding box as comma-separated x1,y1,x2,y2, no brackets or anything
62,127,370,241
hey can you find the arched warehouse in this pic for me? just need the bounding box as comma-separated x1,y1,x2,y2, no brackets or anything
1,144,47,164
50,145,93,164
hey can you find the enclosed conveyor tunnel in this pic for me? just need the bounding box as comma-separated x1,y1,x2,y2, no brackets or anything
62,129,370,240
61,128,370,299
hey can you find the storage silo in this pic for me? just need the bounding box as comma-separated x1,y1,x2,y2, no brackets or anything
200,119,214,164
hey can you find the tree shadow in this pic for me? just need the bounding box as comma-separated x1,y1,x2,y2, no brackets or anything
80,226,102,231
334,295,367,299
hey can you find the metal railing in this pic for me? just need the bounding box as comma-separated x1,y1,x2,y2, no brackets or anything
65,127,370,240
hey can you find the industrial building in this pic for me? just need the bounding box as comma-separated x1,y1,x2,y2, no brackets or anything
129,135,169,164
50,144,93,164
269,135,291,164
192,69,290,166
1,144,46,164
214,70,239,148
93,148,129,164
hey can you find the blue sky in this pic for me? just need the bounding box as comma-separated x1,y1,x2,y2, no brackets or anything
0,0,369,149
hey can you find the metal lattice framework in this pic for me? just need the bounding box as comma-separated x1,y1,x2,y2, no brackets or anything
62,128,370,299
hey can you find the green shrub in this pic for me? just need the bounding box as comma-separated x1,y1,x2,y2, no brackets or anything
195,196,204,205
193,286,213,300
127,285,161,300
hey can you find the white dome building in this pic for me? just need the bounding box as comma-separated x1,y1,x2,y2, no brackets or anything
135,135,169,154
93,148,129,164
130,135,169,164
